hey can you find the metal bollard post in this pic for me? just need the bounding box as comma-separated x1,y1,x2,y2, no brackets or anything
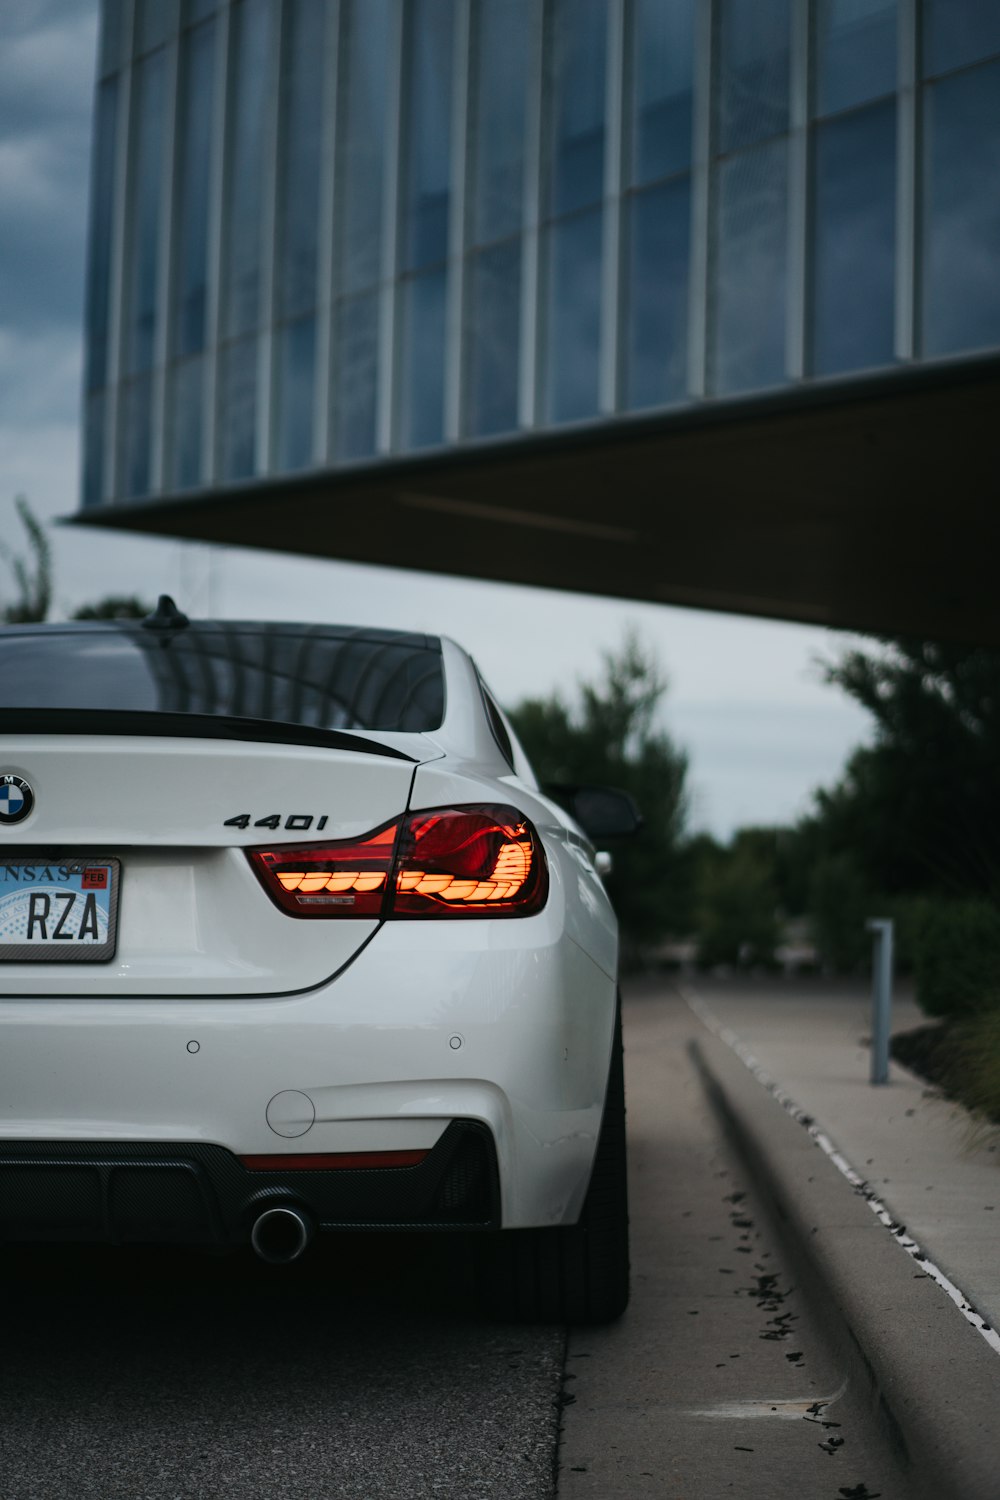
866,918,894,1085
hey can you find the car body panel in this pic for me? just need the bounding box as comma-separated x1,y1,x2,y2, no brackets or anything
0,621,621,1236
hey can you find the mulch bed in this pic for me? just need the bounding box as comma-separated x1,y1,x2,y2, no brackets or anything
890,1022,960,1093
892,1020,1000,1126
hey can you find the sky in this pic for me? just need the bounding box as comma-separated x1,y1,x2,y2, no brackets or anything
0,0,873,839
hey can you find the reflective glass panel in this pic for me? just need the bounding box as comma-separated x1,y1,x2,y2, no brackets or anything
333,292,379,459
336,0,391,296
543,207,602,423
923,0,1000,78
118,376,153,498
546,0,607,217
470,0,532,246
184,0,219,23
623,178,690,410
716,0,791,153
0,625,444,734
400,0,454,272
85,77,118,392
922,59,1000,355
135,0,178,55
276,0,324,322
811,101,895,375
123,48,167,378
100,0,126,75
218,337,258,479
711,138,788,393
222,0,272,339
274,316,316,471
629,0,695,186
464,239,521,436
82,393,105,509
815,0,896,116
167,357,205,490
171,18,215,359
398,270,447,448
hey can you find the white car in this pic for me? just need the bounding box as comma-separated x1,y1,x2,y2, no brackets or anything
0,603,632,1322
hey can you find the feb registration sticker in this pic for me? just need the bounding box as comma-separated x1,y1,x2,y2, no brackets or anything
0,858,120,962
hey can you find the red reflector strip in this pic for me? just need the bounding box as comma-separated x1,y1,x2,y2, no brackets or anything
239,1149,429,1172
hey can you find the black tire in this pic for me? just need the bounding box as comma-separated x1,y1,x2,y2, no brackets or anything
475,999,630,1324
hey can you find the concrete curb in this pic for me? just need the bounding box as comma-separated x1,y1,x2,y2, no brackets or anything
692,1028,1000,1500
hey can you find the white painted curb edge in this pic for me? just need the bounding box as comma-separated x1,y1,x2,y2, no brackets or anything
682,986,1000,1359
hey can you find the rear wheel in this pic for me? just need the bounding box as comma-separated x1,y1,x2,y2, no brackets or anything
475,1000,629,1324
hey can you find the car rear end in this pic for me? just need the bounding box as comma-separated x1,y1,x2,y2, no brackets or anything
0,617,620,1284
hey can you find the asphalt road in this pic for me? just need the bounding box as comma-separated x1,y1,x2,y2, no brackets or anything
0,1234,562,1499
560,981,906,1499
0,983,907,1499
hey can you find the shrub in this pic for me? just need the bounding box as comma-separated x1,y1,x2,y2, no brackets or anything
807,853,872,972
912,898,1000,1019
947,1005,1000,1126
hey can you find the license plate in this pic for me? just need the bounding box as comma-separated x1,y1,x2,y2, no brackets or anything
0,858,120,962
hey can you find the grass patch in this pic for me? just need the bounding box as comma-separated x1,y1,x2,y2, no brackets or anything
893,1006,1000,1132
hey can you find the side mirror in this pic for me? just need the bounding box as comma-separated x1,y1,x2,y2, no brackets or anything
543,784,643,840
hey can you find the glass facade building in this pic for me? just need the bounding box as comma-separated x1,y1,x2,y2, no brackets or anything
83,0,1000,511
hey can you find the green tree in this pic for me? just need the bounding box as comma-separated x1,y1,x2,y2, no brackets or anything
818,637,1000,897
694,837,780,968
0,496,52,623
72,595,152,620
509,630,689,948
1,497,155,625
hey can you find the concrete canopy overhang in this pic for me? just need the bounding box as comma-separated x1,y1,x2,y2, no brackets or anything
72,353,1000,645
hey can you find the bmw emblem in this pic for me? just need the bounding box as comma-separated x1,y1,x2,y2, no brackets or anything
0,775,33,825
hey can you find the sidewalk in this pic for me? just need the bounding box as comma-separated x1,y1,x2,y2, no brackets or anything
683,975,1000,1335
680,974,1000,1500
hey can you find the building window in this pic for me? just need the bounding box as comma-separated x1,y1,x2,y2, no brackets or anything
218,337,258,481
463,0,533,438
464,239,522,436
333,291,380,461
630,0,695,185
623,179,691,410
397,0,454,450
274,316,316,472
922,57,1000,356
332,0,392,458
814,0,896,117
709,0,791,396
541,0,607,424
621,0,694,412
715,0,790,155
221,0,271,343
922,0,1000,79
810,101,896,376
167,356,207,491
84,77,118,400
710,138,788,395
398,268,448,451
166,15,216,490
119,46,168,496
272,0,325,471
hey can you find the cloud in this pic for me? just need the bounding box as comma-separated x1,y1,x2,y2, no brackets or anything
0,2,97,333
0,324,82,427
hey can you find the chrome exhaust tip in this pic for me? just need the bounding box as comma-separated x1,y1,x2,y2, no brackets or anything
250,1205,313,1264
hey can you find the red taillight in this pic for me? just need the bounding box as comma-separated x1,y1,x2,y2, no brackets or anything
248,805,547,919
392,806,547,917
239,1150,428,1171
249,820,398,918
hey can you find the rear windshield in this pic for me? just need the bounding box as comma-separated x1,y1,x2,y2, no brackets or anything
0,623,445,733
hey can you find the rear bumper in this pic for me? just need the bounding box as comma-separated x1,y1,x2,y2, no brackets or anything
0,1123,499,1246
0,912,617,1233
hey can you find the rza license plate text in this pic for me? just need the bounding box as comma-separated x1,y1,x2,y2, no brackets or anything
0,861,119,961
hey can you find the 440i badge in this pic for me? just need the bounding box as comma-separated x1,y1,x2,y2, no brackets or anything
0,775,33,825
